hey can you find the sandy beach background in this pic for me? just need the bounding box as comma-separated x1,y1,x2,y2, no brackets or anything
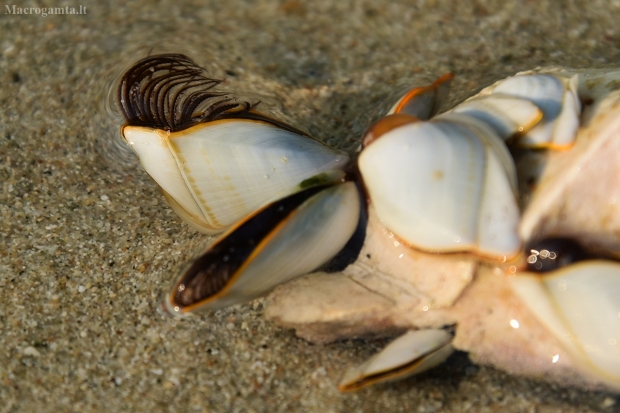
2,0,620,411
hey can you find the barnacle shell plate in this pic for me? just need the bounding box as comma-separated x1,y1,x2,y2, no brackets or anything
386,73,454,119
448,94,543,141
472,73,580,148
358,112,520,259
123,120,349,233
519,87,620,252
338,329,454,392
511,261,620,388
165,181,361,314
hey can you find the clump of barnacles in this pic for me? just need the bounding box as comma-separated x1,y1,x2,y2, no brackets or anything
115,54,620,393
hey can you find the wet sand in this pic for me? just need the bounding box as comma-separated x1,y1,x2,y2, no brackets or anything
2,1,620,411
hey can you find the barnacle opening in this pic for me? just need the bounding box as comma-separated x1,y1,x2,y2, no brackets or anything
392,72,454,117
170,184,332,311
361,113,420,148
525,238,589,273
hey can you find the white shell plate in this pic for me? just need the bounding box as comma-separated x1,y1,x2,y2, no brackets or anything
200,181,361,310
511,261,620,386
358,116,520,259
124,120,349,232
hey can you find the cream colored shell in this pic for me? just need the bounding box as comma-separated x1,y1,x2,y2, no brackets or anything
123,119,349,233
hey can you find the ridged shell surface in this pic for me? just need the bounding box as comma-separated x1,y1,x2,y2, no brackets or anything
358,115,520,259
510,261,620,388
124,120,349,233
338,329,454,392
166,182,361,312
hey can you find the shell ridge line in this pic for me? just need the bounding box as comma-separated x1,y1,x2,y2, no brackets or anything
464,128,482,246
161,130,218,228
543,263,620,383
441,121,483,249
520,94,618,240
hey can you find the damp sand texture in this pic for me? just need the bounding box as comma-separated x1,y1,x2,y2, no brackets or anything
2,1,620,412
